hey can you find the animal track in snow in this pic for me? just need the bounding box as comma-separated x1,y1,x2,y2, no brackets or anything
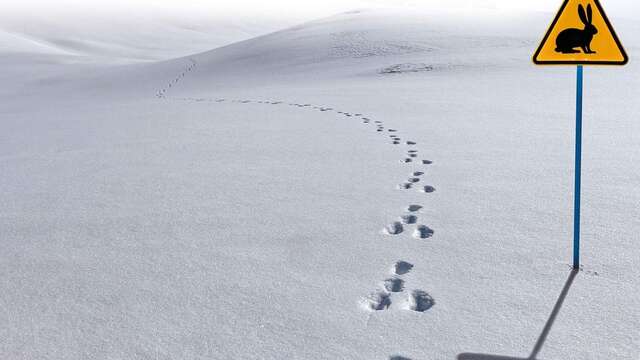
400,214,418,224
406,290,435,312
383,278,405,293
413,225,434,239
166,94,442,315
421,186,436,193
364,262,432,314
393,261,414,275
155,58,198,98
363,290,391,311
384,222,404,235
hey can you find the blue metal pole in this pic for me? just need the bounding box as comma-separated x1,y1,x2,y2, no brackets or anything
573,65,583,270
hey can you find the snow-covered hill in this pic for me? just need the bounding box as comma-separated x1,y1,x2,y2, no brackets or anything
0,8,302,63
1,7,639,360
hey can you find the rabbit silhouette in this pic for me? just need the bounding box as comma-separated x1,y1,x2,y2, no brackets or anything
555,4,598,54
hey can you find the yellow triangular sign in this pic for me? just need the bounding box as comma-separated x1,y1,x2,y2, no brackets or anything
533,0,628,65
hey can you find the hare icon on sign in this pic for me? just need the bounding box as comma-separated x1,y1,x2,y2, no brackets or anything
555,4,598,54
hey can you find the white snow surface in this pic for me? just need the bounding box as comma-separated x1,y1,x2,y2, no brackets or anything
1,7,640,360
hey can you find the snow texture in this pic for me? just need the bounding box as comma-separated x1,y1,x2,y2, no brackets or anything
1,6,640,360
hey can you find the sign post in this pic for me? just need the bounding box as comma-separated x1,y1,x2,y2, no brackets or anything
573,65,583,269
533,0,627,270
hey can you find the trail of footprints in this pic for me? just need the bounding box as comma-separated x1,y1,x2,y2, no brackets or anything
361,260,435,312
156,58,197,98
156,60,437,315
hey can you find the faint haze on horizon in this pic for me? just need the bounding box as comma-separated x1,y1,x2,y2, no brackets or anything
3,0,639,19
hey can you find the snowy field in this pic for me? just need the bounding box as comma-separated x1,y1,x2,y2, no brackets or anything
1,5,639,360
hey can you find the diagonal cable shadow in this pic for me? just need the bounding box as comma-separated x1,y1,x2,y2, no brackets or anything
457,269,579,360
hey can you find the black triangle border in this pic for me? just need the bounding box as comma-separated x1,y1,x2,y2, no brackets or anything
533,0,628,65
